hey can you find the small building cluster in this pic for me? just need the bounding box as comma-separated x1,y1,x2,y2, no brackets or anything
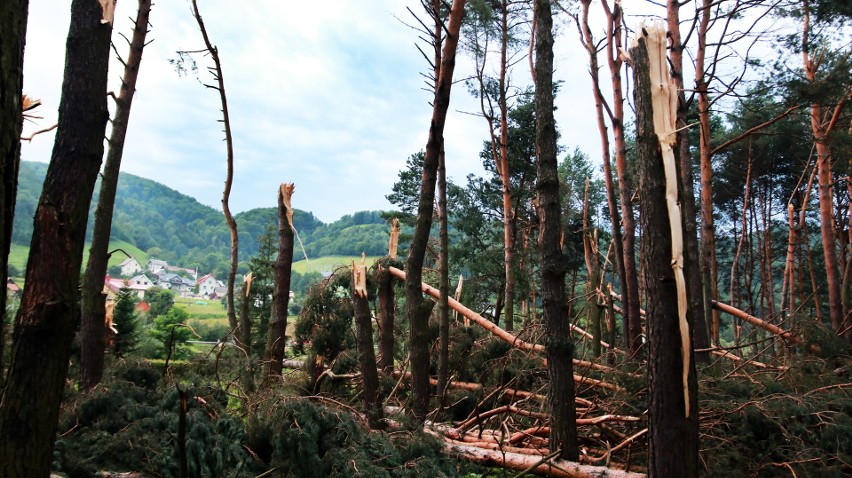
105,257,226,300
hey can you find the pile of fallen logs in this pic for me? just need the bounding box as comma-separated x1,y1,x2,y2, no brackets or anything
282,265,802,477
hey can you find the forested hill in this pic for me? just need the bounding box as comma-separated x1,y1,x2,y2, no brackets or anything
13,161,391,273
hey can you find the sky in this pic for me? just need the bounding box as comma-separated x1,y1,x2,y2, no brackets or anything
21,0,666,223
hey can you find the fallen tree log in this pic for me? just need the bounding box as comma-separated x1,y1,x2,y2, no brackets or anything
444,440,647,478
710,348,789,371
388,266,631,386
711,301,802,346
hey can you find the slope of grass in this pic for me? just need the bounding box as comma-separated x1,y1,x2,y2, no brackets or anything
291,255,380,275
8,240,149,278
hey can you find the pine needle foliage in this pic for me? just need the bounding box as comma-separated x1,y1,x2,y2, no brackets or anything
53,361,254,477
248,399,461,478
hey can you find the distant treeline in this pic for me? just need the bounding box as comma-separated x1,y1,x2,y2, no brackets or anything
13,161,392,277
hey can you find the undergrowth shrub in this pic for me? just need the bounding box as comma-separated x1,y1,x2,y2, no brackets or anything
53,360,255,477
248,399,463,478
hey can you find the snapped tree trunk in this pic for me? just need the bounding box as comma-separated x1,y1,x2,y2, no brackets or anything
0,0,28,371
266,183,295,379
0,1,112,474
80,0,152,390
352,258,383,428
632,27,699,477
377,260,396,373
190,0,239,336
239,273,254,393
405,0,466,422
534,0,578,461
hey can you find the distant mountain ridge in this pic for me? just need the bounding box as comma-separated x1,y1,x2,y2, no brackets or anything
12,161,391,275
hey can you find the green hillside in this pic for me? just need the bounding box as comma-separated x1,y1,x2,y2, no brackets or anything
11,161,393,277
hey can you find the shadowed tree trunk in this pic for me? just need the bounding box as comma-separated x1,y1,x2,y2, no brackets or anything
405,0,466,422
535,0,578,461
432,0,451,407
0,1,112,474
352,259,383,429
0,0,28,371
80,0,152,390
266,184,294,380
377,264,395,373
633,27,699,477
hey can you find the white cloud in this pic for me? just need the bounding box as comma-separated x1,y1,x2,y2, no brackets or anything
21,0,620,224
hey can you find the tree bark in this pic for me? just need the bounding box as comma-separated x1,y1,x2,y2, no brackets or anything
535,0,578,461
352,261,383,429
0,1,112,474
632,30,699,477
266,184,294,379
405,0,466,422
0,0,28,372
80,0,152,390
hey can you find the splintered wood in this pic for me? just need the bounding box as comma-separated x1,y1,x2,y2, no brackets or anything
637,22,691,418
388,218,400,258
353,253,368,298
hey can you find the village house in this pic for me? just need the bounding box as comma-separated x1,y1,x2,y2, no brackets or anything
196,273,219,297
117,257,142,277
155,272,195,294
146,258,168,274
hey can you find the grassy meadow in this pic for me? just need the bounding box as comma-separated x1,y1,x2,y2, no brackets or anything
291,255,380,275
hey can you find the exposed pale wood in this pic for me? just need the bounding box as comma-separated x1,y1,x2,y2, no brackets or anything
444,440,647,478
643,23,690,418
388,217,399,259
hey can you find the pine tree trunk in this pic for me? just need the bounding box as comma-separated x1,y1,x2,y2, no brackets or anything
405,0,466,422
498,0,516,332
534,0,578,461
578,0,632,354
0,1,112,474
80,0,152,390
352,269,383,429
437,144,451,407
377,263,395,373
266,184,294,379
695,0,721,346
0,0,28,372
632,30,699,478
602,0,642,358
